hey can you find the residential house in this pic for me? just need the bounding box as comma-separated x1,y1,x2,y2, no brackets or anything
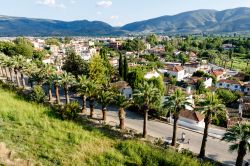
210,69,226,80
179,110,205,127
159,65,186,81
186,76,213,88
111,81,132,99
216,79,243,91
144,70,161,79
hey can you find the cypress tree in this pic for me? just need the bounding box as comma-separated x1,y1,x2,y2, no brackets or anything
118,53,123,79
123,56,128,81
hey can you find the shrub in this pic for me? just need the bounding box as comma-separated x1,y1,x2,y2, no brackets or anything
28,85,45,103
61,101,80,120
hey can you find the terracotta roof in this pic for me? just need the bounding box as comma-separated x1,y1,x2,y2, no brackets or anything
180,110,204,122
210,69,225,77
165,65,184,72
218,79,243,85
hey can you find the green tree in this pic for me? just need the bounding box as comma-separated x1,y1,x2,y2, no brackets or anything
97,87,114,122
216,89,238,106
196,92,226,159
59,71,75,104
146,34,158,47
89,54,108,85
163,89,192,146
118,53,123,79
62,49,88,77
222,123,250,166
85,79,101,118
133,82,162,138
114,93,132,129
77,75,88,114
123,56,128,81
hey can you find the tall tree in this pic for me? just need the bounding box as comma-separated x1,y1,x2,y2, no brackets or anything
196,92,226,159
114,93,132,129
77,75,88,114
85,79,101,118
97,87,114,122
133,82,161,138
222,123,250,166
163,89,192,146
118,53,123,79
88,54,108,85
123,56,128,81
44,65,56,102
59,71,75,104
62,49,88,77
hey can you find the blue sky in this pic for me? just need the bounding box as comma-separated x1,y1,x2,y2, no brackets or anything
0,0,250,26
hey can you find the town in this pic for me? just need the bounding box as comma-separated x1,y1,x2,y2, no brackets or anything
0,34,249,165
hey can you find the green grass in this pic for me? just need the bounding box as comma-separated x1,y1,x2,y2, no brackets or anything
215,57,249,72
0,88,211,166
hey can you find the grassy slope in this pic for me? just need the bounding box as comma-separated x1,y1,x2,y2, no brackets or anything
0,88,210,166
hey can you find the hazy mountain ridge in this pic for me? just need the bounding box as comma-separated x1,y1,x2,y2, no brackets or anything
0,7,250,36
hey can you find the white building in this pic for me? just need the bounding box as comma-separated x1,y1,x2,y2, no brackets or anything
144,70,161,79
111,81,132,99
159,65,186,81
216,79,243,91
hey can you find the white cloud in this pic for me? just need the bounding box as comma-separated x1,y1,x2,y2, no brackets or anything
70,0,76,4
36,0,65,8
96,1,112,8
110,15,119,19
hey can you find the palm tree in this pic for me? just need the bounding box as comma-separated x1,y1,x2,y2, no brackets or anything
97,87,114,122
133,82,161,138
12,55,26,88
196,92,226,159
6,58,14,82
53,71,61,104
0,54,7,77
23,62,39,88
222,123,250,166
77,75,88,114
85,79,101,118
59,71,75,104
44,65,56,102
114,93,132,130
163,89,192,147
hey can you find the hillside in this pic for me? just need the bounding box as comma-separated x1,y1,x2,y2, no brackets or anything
121,7,250,34
0,87,209,165
0,7,250,36
0,16,124,36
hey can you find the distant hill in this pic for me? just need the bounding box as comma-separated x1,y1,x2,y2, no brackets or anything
0,16,124,36
121,7,250,34
0,7,250,36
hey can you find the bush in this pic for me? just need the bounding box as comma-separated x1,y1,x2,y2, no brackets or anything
28,85,45,103
60,101,80,120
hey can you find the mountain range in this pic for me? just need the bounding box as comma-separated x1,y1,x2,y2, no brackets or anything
1,7,250,36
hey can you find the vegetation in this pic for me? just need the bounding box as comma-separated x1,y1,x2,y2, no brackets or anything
222,123,250,166
163,89,192,147
196,92,226,159
0,88,213,165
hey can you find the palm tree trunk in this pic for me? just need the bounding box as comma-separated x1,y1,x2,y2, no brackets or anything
236,141,247,166
102,106,107,121
81,95,86,114
171,113,179,146
5,67,9,80
90,99,94,118
55,83,60,104
199,115,211,159
143,108,149,138
9,68,14,82
15,70,21,87
48,86,53,102
64,84,70,104
119,107,125,129
21,73,26,87
230,60,233,70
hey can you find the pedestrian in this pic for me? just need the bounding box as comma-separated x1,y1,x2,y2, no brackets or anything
187,139,190,144
181,132,186,142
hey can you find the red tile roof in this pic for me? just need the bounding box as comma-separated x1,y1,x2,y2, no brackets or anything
218,79,243,85
180,110,204,122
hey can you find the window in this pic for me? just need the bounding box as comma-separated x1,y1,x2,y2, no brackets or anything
235,85,238,88
219,83,222,86
227,84,230,87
